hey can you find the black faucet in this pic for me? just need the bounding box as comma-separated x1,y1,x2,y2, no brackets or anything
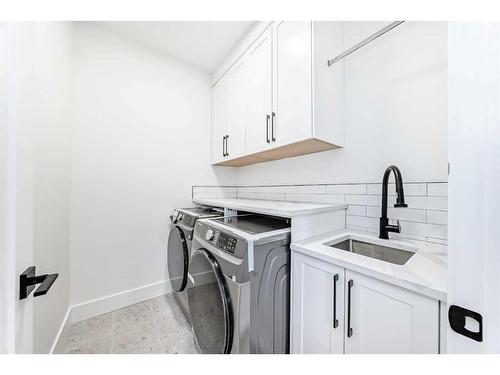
379,165,408,239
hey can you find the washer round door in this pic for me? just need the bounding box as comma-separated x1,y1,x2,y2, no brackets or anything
188,249,233,354
167,226,189,292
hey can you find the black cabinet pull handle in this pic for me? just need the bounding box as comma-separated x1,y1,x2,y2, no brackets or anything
222,135,226,156
333,274,339,328
226,134,229,156
266,114,270,143
271,112,276,142
347,279,353,337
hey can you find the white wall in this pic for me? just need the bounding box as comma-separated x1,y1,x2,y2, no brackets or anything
235,22,448,185
70,23,235,308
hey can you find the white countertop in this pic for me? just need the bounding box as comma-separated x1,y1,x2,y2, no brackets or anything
291,229,447,301
193,198,347,218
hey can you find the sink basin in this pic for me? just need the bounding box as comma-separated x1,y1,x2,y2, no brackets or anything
327,237,416,265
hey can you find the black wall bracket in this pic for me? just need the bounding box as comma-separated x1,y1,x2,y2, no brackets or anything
448,304,483,342
19,266,58,300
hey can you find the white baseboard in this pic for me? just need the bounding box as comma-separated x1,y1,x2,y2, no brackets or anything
49,307,72,354
70,280,172,324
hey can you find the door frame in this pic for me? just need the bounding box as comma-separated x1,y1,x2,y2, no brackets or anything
0,22,35,354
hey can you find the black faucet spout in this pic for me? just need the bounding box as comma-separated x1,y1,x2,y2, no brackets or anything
380,165,408,239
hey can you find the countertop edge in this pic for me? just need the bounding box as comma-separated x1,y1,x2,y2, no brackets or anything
193,198,347,218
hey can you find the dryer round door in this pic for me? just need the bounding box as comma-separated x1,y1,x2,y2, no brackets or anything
167,225,189,292
188,249,233,354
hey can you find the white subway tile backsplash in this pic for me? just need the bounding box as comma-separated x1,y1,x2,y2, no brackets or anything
427,210,447,225
237,191,260,199
400,221,447,240
346,225,368,232
345,194,382,206
327,184,366,195
427,183,448,197
366,183,426,196
403,183,427,196
427,237,448,245
366,183,427,197
192,181,448,245
346,205,366,216
405,196,448,211
346,215,378,229
366,183,385,195
285,193,311,202
366,206,426,223
310,194,344,204
391,232,427,242
263,192,286,201
292,185,327,194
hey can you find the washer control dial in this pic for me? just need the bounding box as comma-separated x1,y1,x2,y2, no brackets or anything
205,229,215,241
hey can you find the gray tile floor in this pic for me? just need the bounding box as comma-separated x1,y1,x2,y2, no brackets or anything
55,294,198,354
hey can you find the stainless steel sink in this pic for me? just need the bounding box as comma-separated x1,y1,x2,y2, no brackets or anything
328,238,416,265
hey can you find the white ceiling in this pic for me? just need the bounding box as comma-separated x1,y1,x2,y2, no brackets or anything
98,21,256,73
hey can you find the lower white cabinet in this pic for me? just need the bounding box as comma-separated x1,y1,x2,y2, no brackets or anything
291,253,344,354
344,270,439,354
291,252,440,354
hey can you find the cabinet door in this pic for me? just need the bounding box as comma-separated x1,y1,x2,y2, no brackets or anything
245,27,273,155
344,270,439,354
227,59,247,159
291,252,344,354
211,76,230,164
273,21,312,147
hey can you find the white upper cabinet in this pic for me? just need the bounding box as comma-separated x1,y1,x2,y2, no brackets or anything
227,59,247,159
211,21,345,167
211,75,229,164
245,28,273,155
272,21,312,148
211,59,248,163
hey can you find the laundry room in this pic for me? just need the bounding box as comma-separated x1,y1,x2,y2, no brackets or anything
1,1,500,369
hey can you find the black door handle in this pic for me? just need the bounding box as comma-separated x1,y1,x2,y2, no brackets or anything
271,112,276,142
347,279,353,337
225,134,229,156
449,305,483,342
266,114,270,143
20,266,58,300
34,274,58,297
333,274,339,328
222,135,225,156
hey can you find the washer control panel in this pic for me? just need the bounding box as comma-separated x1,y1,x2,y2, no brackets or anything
196,222,239,255
217,232,237,254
